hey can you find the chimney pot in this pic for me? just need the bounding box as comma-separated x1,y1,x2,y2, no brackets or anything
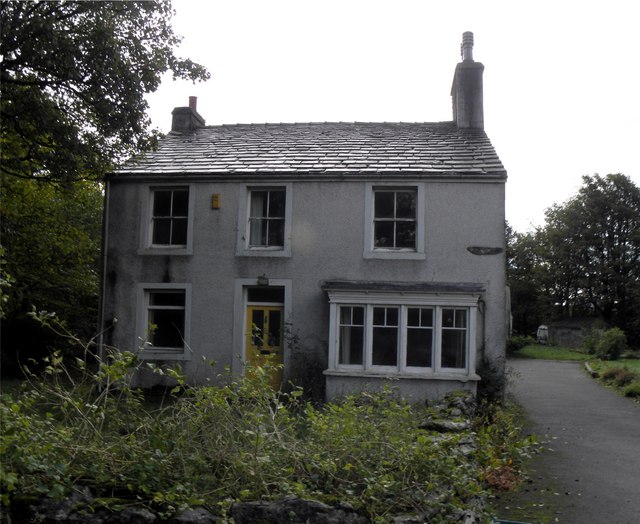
461,31,474,62
189,96,197,111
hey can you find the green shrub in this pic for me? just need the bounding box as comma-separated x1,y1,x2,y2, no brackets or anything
582,328,602,354
1,313,537,521
623,382,640,398
506,335,535,355
595,328,628,360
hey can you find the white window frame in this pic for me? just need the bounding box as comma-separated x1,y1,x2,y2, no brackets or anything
139,184,195,255
236,184,292,257
326,290,478,379
364,183,425,259
136,283,192,360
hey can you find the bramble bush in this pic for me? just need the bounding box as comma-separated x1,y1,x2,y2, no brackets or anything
1,313,536,522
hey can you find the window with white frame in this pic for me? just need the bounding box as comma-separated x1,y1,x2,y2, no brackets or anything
248,188,286,248
137,284,191,360
364,184,425,259
151,188,189,246
327,291,478,375
373,189,416,249
237,185,292,257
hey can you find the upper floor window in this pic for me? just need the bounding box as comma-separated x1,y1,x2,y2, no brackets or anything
364,184,425,260
151,188,189,246
237,184,292,257
140,185,194,255
249,189,286,248
373,189,416,249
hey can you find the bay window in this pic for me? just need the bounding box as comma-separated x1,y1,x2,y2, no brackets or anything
325,284,480,376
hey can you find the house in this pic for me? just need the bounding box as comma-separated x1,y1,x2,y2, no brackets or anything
99,32,508,401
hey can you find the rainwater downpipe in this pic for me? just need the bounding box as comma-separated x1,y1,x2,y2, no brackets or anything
97,178,111,363
477,298,486,362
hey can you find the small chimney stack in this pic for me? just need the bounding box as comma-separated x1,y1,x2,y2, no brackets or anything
451,32,484,130
171,96,205,133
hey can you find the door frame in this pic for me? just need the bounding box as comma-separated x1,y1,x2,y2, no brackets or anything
232,278,293,380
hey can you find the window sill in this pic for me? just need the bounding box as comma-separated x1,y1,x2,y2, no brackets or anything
363,250,426,260
236,247,291,258
323,369,480,383
137,350,191,361
138,247,192,256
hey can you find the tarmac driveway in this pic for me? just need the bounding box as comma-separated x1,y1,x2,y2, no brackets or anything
503,359,640,524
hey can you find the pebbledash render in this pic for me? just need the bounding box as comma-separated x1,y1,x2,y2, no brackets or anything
99,33,508,401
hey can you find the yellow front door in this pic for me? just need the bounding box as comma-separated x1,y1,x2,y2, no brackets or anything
246,306,284,389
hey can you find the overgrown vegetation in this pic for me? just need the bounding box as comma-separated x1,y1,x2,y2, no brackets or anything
589,360,640,399
1,318,535,522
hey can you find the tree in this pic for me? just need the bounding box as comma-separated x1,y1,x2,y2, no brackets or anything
0,1,209,372
542,174,640,341
508,174,640,345
1,0,209,182
506,223,548,336
0,176,104,373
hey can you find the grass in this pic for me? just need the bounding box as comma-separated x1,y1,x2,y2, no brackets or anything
590,358,640,373
511,344,591,361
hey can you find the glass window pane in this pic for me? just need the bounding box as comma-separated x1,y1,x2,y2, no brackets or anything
267,218,285,246
249,218,267,246
149,309,184,349
352,306,364,325
372,326,398,366
386,307,398,325
172,190,189,216
374,192,394,218
153,190,172,216
407,328,433,367
441,330,466,368
340,306,353,325
421,308,434,327
374,221,394,248
339,325,363,365
395,191,416,218
250,191,267,218
251,310,265,346
150,291,185,307
268,310,281,346
247,287,284,303
268,190,286,218
408,308,420,327
152,218,171,245
455,309,467,328
373,307,386,325
396,221,416,248
172,218,188,245
442,308,455,328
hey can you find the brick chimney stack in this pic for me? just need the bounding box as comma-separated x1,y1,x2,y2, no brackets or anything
171,96,205,133
451,32,484,130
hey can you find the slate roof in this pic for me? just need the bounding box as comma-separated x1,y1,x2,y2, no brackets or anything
116,121,506,179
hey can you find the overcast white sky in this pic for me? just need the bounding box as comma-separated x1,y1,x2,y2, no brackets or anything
146,0,640,232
